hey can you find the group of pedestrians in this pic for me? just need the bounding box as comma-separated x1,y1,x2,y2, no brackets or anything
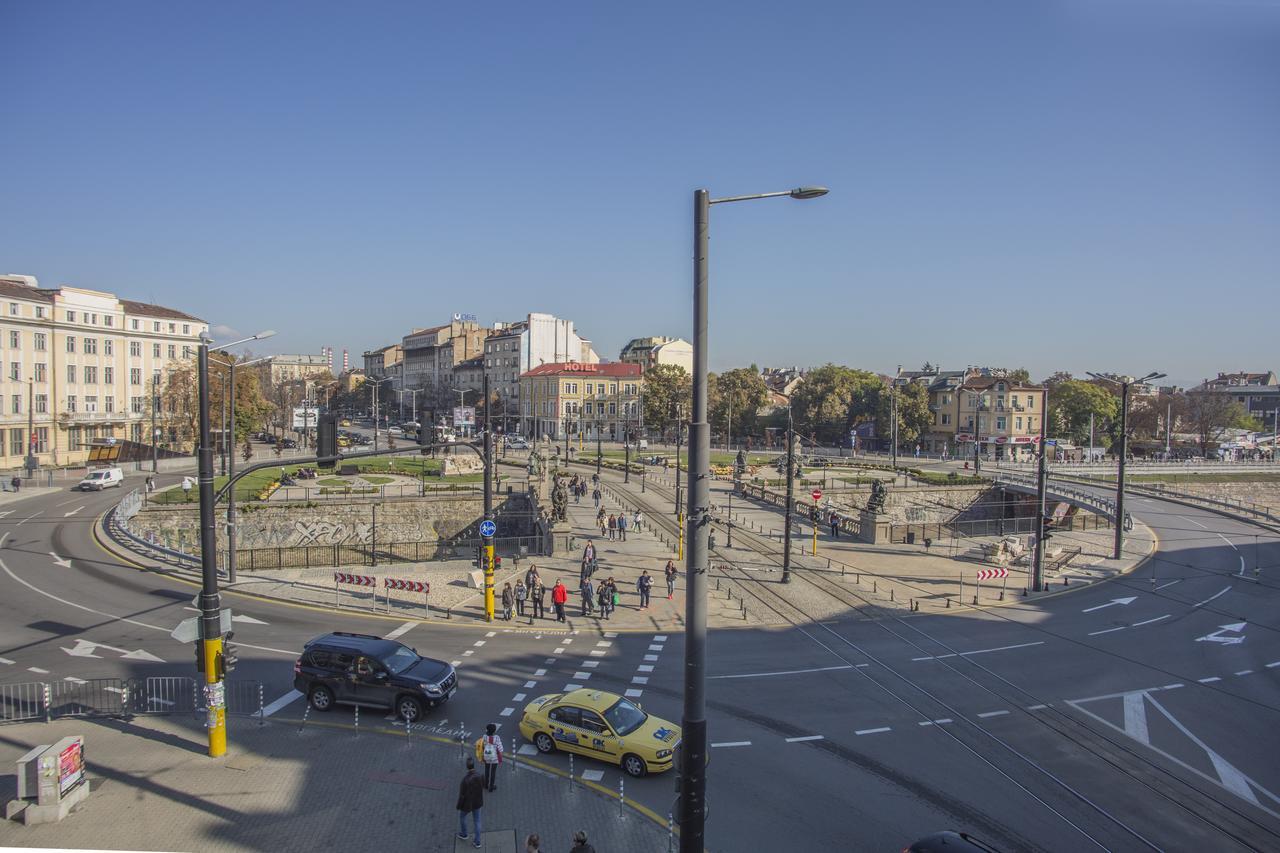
457,724,597,851
566,474,591,506
579,575,621,618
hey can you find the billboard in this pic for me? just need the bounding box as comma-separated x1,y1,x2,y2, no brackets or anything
292,407,317,429
453,406,476,428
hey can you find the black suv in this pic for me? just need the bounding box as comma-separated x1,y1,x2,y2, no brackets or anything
293,632,457,721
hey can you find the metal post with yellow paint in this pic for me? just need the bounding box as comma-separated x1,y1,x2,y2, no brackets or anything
482,371,496,622
678,513,684,560
812,524,818,555
196,342,227,757
202,636,226,755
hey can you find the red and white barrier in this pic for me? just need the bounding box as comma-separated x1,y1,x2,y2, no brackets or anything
334,572,376,586
976,567,1009,580
384,577,431,615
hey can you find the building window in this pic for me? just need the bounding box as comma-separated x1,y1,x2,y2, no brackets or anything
130,396,143,414
34,362,46,382
996,416,1006,431
33,332,46,351
8,303,17,316
1027,395,1035,409
84,338,97,355
35,427,48,453
608,403,616,415
130,368,142,385
34,394,47,414
130,341,141,357
1028,417,1036,431
9,429,23,456
9,362,19,381
941,413,951,425
585,402,593,415
130,423,141,441
104,315,113,327
67,336,76,353
167,344,176,359
66,364,76,384
84,366,97,384
168,323,176,333
131,318,140,330
152,343,161,358
104,340,113,356
104,366,113,384
66,395,76,413
85,395,97,412
67,310,76,322
35,306,45,319
153,321,160,332
105,396,114,413
182,324,190,334
1016,417,1023,430
8,331,18,348
183,345,192,358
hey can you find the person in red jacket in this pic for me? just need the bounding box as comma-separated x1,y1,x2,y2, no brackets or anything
552,579,568,622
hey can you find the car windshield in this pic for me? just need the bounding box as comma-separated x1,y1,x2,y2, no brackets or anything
87,473,105,480
381,644,420,675
603,697,647,735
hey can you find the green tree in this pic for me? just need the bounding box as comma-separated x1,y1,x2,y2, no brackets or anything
1002,367,1031,385
1183,391,1256,454
877,381,933,447
790,364,882,444
1048,380,1119,447
641,364,692,440
709,366,769,441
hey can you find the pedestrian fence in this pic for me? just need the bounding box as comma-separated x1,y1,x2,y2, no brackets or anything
219,535,544,572
0,677,264,724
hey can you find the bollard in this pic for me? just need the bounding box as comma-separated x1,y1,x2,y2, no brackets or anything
890,588,895,602
259,684,265,726
404,714,412,737
512,737,519,774
43,682,51,723
298,704,311,734
973,595,978,605
1063,576,1069,586
618,775,626,819
873,580,877,593
569,752,575,791
354,704,360,736
668,813,675,852
946,596,951,609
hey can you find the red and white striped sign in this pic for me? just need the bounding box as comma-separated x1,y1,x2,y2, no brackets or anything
385,578,429,594
334,572,376,587
976,567,1009,580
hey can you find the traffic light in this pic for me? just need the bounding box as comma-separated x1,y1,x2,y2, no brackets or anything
216,631,238,679
317,414,337,468
195,641,205,673
1040,516,1054,542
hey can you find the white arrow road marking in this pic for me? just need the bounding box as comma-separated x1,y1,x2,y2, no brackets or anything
62,639,102,658
49,552,73,568
232,614,269,625
1196,623,1247,645
1082,597,1137,613
122,648,165,662
0,511,12,518
61,638,164,662
63,506,85,517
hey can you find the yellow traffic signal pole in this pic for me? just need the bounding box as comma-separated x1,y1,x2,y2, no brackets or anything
812,524,818,555
482,372,496,622
195,342,226,757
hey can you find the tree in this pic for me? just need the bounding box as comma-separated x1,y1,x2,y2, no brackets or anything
1041,372,1074,394
1047,380,1119,447
877,381,933,447
1183,391,1254,454
709,367,769,441
641,364,692,440
1003,367,1031,385
790,364,883,445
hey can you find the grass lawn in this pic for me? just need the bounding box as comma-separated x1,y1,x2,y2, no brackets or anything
317,477,349,487
361,475,395,484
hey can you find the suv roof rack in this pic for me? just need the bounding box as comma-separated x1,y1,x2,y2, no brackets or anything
328,631,382,640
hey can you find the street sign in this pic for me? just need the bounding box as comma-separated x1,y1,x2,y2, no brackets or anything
479,519,497,538
170,610,233,644
811,489,823,502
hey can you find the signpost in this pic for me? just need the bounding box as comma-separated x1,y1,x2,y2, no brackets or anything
811,488,822,502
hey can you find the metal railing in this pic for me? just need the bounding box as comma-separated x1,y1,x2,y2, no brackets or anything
0,681,47,723
1051,473,1280,527
993,472,1118,521
222,535,544,571
0,677,264,724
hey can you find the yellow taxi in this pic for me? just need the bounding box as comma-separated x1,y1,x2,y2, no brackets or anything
339,419,351,427
518,688,680,777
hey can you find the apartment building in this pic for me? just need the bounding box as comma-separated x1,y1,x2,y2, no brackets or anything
0,274,207,470
257,354,332,386
519,362,642,441
618,336,692,373
362,344,402,380
920,370,1046,461
400,319,488,397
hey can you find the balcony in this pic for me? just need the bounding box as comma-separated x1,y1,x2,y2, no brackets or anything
57,410,128,425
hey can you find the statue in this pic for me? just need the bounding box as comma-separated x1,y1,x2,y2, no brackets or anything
528,450,542,479
551,477,568,523
867,479,887,515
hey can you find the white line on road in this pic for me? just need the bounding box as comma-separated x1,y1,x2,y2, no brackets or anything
1217,534,1237,550
918,719,953,726
472,640,486,647
28,667,49,674
595,640,611,647
977,710,1010,718
580,769,604,782
572,672,592,680
63,676,86,684
0,657,13,665
451,661,462,667
63,506,85,517
1235,670,1254,677
262,690,303,717
462,650,474,656
554,647,566,654
499,707,514,717
624,689,643,698
911,641,1044,662
709,664,856,680
1155,580,1182,590
1123,693,1150,745
1198,677,1222,683
648,644,664,651
485,631,496,638
1088,626,1126,636
383,622,416,641
1182,515,1209,529
711,741,751,748
643,654,658,661
637,664,654,672
588,649,604,656
1132,615,1171,627
632,676,648,684
533,669,547,676
1268,662,1280,669
1238,556,1246,577
562,683,582,691
581,661,599,668
1193,586,1231,608
513,693,526,701
1027,704,1049,710
653,634,666,641
855,727,891,735
523,680,536,688
785,735,824,742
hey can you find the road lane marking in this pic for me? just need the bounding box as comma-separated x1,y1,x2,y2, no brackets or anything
28,667,49,674
581,769,605,781
63,676,86,684
911,641,1044,661
63,506,85,517
1181,515,1209,529
588,649,604,656
855,727,891,735
653,634,666,641
1217,533,1237,550
555,647,567,654
1267,662,1280,669
977,710,1010,718
485,631,496,637
711,741,751,748
1238,556,1246,577
499,707,514,717
533,668,547,676
918,719,953,726
648,644,664,651
581,661,599,668
572,672,591,680
632,676,648,684
624,689,643,698
0,657,13,665
1198,677,1222,683
523,680,536,688
518,744,538,756
513,693,527,701
637,664,654,672
1193,586,1231,608
472,640,486,647
383,622,416,641
595,640,611,647
786,735,824,742
1132,615,1170,627
643,654,658,661
451,660,462,666
1235,670,1254,677
262,690,303,717
605,631,619,638
1088,627,1126,636
562,683,582,691
1155,580,1181,590
709,664,856,679
462,650,474,656
1123,693,1150,745
1027,704,1049,710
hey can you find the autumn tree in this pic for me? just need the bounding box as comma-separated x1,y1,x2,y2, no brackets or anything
1183,391,1255,454
1047,380,1119,447
790,364,883,445
641,364,692,440
877,381,934,447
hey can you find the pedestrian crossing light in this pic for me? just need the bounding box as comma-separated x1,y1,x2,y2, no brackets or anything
217,632,239,678
1040,516,1054,542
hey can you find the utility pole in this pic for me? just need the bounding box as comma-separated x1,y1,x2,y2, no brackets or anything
482,372,495,622
195,342,226,757
1089,412,1095,462
151,375,159,474
782,404,795,584
674,404,683,517
596,412,603,477
624,404,631,484
220,377,229,477
1032,388,1048,592
891,365,900,470
25,377,37,479
1165,401,1172,458
1115,383,1129,560
227,360,238,583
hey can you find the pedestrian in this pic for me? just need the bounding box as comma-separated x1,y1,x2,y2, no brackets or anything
501,583,514,621
665,559,677,599
581,576,595,617
574,480,581,503
525,563,540,593
455,757,484,848
591,472,599,487
597,579,610,619
637,570,652,609
514,579,527,617
533,578,547,619
633,509,643,533
609,577,620,617
552,580,568,622
145,475,155,493
593,487,602,509
180,477,191,499
475,722,504,792
607,514,617,540
524,833,541,853
583,540,596,566
617,512,627,542
569,829,596,853
829,511,840,539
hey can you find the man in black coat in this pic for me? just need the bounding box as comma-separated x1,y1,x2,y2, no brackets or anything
456,757,484,848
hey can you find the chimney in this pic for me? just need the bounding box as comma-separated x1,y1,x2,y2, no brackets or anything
343,349,349,373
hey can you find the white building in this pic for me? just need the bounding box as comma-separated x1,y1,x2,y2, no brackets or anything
485,313,599,433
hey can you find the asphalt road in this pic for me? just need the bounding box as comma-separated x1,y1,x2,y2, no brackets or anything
2,469,1279,852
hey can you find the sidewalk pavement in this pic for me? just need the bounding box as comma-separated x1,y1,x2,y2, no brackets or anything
0,715,670,852
0,484,64,507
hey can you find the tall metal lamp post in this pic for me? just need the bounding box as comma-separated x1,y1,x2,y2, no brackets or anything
1086,371,1165,559
209,353,270,585
679,185,828,852
195,329,274,759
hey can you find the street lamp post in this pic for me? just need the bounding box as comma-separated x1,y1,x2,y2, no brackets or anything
151,376,160,474
782,401,795,584
678,185,827,852
211,354,269,586
891,365,901,470
673,403,683,518
24,377,37,479
1087,371,1165,560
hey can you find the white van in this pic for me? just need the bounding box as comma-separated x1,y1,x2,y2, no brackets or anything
77,467,124,491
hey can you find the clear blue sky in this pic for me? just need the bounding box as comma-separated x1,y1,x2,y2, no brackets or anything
3,1,1276,387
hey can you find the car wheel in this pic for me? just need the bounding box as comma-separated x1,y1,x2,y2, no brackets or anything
397,696,424,722
308,685,334,712
622,753,648,778
534,732,556,754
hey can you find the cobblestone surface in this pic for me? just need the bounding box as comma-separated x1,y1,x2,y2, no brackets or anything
0,715,670,852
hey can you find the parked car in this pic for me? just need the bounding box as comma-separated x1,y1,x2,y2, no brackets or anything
76,467,124,491
280,438,298,449
294,631,457,722
506,437,530,450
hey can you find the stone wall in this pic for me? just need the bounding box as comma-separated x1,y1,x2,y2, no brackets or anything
1140,481,1280,514
131,493,534,553
833,485,995,524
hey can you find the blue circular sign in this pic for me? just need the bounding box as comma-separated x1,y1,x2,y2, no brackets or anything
479,520,497,537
